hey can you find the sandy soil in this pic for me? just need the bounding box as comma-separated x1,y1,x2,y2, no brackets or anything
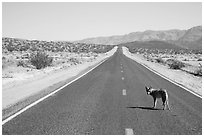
2,47,118,109
122,47,202,96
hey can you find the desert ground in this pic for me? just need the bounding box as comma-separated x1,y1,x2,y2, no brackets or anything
2,46,118,112
122,47,202,96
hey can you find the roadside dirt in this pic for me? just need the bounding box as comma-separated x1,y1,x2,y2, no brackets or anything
122,47,202,96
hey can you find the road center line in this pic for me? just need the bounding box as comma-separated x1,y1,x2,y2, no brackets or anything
122,89,127,95
125,128,134,135
122,77,124,80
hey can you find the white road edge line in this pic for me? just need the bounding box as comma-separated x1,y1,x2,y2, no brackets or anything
125,128,134,135
140,62,201,98
2,57,110,125
126,55,201,98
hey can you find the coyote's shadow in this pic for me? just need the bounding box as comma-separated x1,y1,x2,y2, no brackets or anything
127,106,161,111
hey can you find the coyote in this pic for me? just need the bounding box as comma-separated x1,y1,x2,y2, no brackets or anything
145,86,170,110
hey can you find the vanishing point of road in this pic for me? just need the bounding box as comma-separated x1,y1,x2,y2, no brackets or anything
2,47,202,135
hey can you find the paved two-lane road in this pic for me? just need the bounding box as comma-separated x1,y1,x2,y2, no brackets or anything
2,47,202,135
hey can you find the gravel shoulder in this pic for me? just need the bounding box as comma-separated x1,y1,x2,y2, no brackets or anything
122,47,202,96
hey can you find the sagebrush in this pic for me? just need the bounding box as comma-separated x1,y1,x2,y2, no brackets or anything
30,51,53,69
168,60,185,70
155,58,165,64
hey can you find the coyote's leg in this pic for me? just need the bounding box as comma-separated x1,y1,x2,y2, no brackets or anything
162,97,166,110
153,97,157,109
162,102,166,110
166,100,170,110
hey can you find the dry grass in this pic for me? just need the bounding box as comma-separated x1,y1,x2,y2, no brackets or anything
128,47,202,76
2,51,100,86
122,47,202,96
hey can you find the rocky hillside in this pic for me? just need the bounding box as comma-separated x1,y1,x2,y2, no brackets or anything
2,37,115,53
121,40,183,50
175,26,202,49
179,26,202,42
76,26,202,49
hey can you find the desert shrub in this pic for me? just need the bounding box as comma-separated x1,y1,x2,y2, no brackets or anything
17,60,24,67
168,59,185,70
165,59,175,65
197,58,202,61
194,63,202,76
183,58,189,61
155,58,165,64
2,56,6,60
17,60,27,67
2,56,7,68
194,68,202,76
6,41,15,52
146,57,154,62
30,51,53,69
2,64,6,70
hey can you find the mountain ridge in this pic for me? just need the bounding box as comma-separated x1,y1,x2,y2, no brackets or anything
75,26,202,49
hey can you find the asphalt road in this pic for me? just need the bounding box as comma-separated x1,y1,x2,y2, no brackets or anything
2,47,202,135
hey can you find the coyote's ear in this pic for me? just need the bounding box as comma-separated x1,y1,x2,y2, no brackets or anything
145,86,149,91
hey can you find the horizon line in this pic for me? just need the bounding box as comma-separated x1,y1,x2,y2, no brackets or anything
2,25,202,42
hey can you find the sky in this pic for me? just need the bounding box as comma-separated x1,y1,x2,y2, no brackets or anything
2,2,202,41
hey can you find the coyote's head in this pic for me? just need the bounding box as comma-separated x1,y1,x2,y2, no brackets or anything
145,86,152,95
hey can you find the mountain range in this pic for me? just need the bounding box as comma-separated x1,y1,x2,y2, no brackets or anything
75,26,202,50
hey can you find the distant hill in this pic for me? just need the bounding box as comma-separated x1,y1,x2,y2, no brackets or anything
174,26,202,49
75,29,186,45
76,26,202,50
121,40,183,50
